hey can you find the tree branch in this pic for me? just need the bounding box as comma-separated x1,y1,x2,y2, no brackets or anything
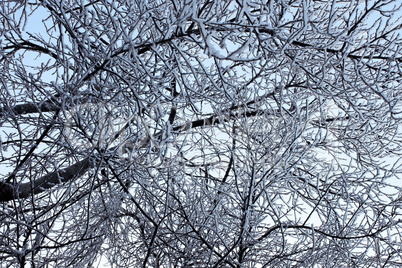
0,101,60,118
0,157,92,202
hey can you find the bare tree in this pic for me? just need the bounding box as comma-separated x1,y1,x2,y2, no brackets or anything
1,0,402,267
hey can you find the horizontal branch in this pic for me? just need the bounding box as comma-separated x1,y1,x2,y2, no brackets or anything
173,109,274,132
257,223,386,242
0,101,60,118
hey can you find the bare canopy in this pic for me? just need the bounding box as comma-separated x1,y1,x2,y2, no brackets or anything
1,0,402,267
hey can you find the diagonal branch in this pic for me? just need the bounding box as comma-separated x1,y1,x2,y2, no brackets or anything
0,99,275,202
0,157,92,202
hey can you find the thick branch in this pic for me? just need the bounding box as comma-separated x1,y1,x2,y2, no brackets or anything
1,101,274,202
2,40,59,60
173,109,273,132
0,157,92,202
0,101,60,117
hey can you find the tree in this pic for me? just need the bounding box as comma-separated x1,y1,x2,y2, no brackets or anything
1,0,402,266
